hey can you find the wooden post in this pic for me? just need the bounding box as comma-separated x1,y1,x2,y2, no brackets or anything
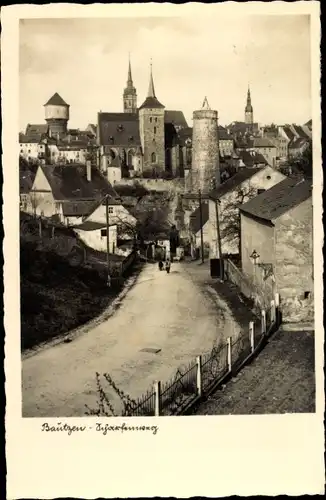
38,219,42,238
227,337,232,372
261,310,266,335
154,381,161,417
270,299,276,323
249,321,255,352
51,226,55,239
214,199,224,280
196,355,202,397
198,190,204,263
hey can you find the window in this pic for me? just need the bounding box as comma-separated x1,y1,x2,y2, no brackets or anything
266,175,271,180
151,152,156,163
154,126,157,134
28,149,31,153
304,291,311,299
108,207,114,214
150,117,152,123
20,149,23,154
101,229,107,238
155,117,158,122
257,189,265,195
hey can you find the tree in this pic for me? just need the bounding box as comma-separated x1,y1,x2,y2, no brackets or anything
287,142,312,179
215,185,257,257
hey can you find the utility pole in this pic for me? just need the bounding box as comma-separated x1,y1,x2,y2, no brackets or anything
106,194,111,287
198,189,204,264
214,198,224,280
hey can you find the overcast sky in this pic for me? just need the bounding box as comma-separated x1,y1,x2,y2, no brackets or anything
19,15,311,131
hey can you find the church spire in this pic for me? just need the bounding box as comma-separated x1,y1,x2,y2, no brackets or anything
127,52,133,86
123,54,137,114
245,84,253,127
147,59,156,98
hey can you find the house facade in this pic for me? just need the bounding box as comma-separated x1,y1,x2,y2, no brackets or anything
240,177,313,322
73,221,118,254
207,165,286,257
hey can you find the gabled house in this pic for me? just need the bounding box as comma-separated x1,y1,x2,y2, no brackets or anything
239,177,313,322
72,221,118,254
207,165,286,256
288,137,310,158
27,163,120,225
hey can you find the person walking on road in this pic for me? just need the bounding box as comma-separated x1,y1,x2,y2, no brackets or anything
158,260,164,271
165,259,171,274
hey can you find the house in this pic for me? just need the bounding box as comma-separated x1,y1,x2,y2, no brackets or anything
189,202,210,259
218,126,234,157
207,165,286,256
239,177,313,322
237,150,268,169
251,137,277,167
72,221,117,254
288,137,310,158
82,194,137,236
27,163,120,225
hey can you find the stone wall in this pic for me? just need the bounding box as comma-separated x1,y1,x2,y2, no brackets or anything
275,199,314,323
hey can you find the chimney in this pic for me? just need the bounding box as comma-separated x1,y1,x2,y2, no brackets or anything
86,160,92,182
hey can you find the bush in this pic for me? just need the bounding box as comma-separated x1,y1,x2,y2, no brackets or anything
114,182,149,198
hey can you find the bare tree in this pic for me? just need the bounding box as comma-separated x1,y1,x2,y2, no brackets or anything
218,184,258,256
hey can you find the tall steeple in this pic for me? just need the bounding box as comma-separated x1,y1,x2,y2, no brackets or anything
245,84,254,127
147,59,156,98
123,54,137,114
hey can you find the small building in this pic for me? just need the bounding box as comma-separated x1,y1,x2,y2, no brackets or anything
72,221,117,254
207,165,286,256
251,137,277,168
237,150,268,169
27,163,120,224
239,177,313,322
218,126,234,157
189,202,210,259
288,137,310,158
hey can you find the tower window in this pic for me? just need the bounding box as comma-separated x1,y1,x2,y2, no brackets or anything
151,152,156,163
150,117,152,123
154,127,157,134
155,117,158,122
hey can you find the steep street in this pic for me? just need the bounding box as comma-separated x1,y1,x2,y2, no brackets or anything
22,262,239,417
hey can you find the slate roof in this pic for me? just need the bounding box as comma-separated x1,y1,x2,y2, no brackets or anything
189,202,209,234
209,167,262,200
238,150,268,167
72,220,116,231
218,126,233,140
39,164,118,201
165,110,188,128
61,200,97,217
292,124,309,139
98,112,140,146
305,119,312,129
240,177,312,222
22,124,48,143
282,126,295,141
44,92,69,107
139,96,165,110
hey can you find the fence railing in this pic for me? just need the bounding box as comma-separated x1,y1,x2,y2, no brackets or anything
128,293,281,416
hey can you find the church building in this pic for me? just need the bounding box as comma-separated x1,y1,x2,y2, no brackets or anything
97,59,189,180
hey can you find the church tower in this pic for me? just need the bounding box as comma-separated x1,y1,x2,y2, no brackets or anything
123,56,137,114
245,85,254,128
139,61,165,173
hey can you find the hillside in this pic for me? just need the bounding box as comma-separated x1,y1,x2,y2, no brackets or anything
20,214,140,352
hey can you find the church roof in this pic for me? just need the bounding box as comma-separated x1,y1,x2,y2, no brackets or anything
139,96,165,110
44,92,69,107
165,110,188,128
98,112,141,146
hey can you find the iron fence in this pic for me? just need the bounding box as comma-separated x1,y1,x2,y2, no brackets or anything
160,361,198,416
231,330,251,371
202,344,229,392
130,389,156,416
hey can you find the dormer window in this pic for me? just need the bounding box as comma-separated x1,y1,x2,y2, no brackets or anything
117,124,124,132
109,136,114,142
129,136,134,141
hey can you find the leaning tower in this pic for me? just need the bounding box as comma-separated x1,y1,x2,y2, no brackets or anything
190,97,220,194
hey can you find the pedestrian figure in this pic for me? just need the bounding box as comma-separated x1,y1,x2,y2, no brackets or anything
158,260,164,271
165,259,171,274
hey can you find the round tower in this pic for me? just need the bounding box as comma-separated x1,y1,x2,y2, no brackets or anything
191,97,220,194
44,92,69,139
